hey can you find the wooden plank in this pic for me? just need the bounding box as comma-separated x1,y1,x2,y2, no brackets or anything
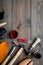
31,1,43,65
13,0,31,40
31,0,41,39
3,0,13,31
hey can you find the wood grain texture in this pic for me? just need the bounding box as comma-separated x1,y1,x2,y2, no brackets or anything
13,0,31,40
13,0,30,27
0,0,43,65
31,0,41,39
2,0,13,31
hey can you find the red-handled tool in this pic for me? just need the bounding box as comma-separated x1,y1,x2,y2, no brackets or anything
17,38,28,43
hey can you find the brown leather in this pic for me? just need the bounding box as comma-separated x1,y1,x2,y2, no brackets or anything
18,59,33,65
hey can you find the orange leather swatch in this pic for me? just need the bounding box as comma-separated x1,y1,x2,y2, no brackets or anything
0,41,9,63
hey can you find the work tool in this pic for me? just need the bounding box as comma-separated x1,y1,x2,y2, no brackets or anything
17,38,32,43
0,9,4,20
1,46,16,65
0,28,7,37
0,22,7,27
32,51,41,59
8,37,41,65
29,50,41,59
29,37,41,50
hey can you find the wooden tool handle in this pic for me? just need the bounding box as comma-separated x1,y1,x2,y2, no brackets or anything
0,22,7,27
1,56,10,65
1,47,16,65
8,48,23,65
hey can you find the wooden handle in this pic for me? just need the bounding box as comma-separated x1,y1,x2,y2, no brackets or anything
8,48,23,65
1,47,16,65
1,56,10,65
0,22,7,27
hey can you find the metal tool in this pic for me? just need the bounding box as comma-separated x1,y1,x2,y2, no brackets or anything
29,49,41,59
29,37,41,50
8,37,41,65
1,46,16,65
